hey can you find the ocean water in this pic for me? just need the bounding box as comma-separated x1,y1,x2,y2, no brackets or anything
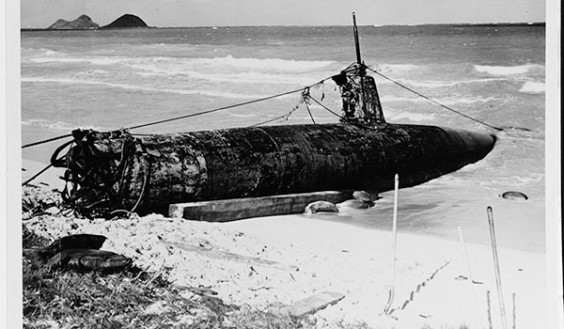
21,25,546,252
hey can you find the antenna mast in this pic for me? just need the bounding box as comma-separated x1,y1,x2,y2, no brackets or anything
353,12,363,66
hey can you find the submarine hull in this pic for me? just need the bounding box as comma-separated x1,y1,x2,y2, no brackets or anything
55,123,496,217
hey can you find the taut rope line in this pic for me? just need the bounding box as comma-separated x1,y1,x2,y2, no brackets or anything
365,66,503,131
127,86,309,131
22,78,333,150
22,133,73,149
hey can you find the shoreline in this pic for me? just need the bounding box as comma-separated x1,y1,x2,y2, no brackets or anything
22,157,546,254
23,212,547,328
21,159,548,328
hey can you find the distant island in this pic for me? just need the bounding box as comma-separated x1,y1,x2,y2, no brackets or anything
47,14,99,30
103,14,148,29
44,14,149,30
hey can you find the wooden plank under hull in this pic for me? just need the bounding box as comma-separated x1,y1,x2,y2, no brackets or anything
54,123,496,217
169,191,351,222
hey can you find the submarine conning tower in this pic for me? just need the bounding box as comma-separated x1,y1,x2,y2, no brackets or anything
332,64,385,126
332,12,385,126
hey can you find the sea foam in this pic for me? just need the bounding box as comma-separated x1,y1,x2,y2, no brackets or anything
193,55,334,72
385,111,436,122
29,54,335,86
29,57,122,66
21,119,105,131
21,77,271,100
518,81,545,94
474,64,545,76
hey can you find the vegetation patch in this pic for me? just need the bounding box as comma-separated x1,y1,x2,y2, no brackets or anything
22,225,306,329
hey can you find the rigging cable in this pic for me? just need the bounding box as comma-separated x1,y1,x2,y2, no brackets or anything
365,66,503,131
127,86,307,131
22,163,53,187
20,78,332,185
249,105,300,128
22,134,72,149
307,96,343,119
22,77,333,150
301,87,317,124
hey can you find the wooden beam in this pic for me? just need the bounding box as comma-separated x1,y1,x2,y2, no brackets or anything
169,191,351,222
279,291,346,317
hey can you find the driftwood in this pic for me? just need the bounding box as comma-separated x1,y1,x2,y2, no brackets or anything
279,291,345,317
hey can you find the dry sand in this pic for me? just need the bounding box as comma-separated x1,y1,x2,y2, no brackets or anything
22,160,549,328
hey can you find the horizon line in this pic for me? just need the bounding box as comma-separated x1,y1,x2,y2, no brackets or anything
21,21,546,31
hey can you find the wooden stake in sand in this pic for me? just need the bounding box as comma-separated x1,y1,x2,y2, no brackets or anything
457,226,478,283
457,226,484,327
487,290,493,329
512,292,516,329
487,206,508,329
384,173,399,314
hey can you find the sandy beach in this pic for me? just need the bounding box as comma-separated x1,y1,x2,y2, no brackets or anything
21,159,549,329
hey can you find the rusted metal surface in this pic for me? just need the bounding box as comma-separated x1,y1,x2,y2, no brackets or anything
53,123,496,217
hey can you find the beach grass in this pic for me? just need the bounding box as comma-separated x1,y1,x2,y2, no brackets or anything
19,185,368,328
22,225,304,329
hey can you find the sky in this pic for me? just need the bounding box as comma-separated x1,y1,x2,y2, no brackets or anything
20,0,546,28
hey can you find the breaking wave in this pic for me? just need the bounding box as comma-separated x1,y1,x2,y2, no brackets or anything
21,119,105,131
386,111,437,122
27,54,335,72
22,77,271,100
474,64,545,76
25,54,335,85
204,55,335,71
28,57,123,66
519,81,545,94
375,63,418,74
381,95,497,105
398,77,509,88
136,68,317,85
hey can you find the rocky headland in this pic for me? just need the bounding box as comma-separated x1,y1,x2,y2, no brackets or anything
47,14,99,30
45,14,149,30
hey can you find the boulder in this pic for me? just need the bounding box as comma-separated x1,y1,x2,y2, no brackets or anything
337,199,372,209
304,201,339,214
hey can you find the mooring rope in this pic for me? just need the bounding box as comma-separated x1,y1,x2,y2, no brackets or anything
20,79,331,186
22,133,73,149
365,66,503,131
250,104,301,128
127,87,306,131
22,77,333,150
307,96,343,119
22,163,54,186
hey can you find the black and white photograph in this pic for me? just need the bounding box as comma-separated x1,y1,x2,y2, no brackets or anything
2,0,561,328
